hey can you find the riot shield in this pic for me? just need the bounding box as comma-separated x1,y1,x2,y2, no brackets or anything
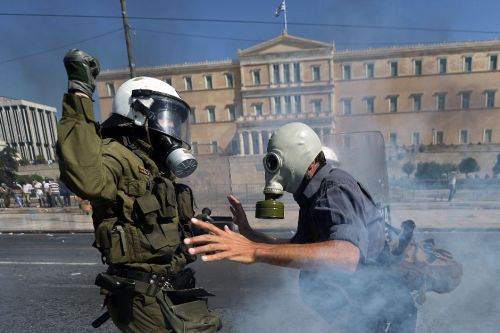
180,154,233,217
322,131,389,206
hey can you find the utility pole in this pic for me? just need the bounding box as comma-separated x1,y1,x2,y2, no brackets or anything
120,0,136,78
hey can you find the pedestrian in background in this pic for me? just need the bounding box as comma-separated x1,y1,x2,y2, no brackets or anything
59,179,72,206
43,178,52,207
448,171,458,202
22,181,33,207
33,180,45,208
49,179,63,207
1,183,11,208
12,182,24,208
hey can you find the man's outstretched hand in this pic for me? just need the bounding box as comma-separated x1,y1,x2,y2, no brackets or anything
63,49,100,97
184,218,266,264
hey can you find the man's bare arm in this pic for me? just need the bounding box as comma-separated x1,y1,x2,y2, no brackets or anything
184,219,360,272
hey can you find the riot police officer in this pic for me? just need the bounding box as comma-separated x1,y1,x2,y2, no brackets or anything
57,49,220,332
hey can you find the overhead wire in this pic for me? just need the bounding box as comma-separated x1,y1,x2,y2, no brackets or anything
0,28,122,66
0,12,499,35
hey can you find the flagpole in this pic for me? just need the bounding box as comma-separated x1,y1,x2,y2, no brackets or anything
283,0,288,33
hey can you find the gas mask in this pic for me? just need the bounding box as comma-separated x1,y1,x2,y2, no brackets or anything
255,122,322,219
132,89,197,178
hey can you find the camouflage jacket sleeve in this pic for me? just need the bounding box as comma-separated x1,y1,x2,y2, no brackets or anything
56,93,121,202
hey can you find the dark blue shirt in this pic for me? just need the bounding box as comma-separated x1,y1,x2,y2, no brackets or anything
291,165,385,264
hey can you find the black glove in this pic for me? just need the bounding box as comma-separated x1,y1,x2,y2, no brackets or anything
63,49,100,97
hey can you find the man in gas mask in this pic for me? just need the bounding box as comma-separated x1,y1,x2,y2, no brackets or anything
185,122,417,332
57,49,220,333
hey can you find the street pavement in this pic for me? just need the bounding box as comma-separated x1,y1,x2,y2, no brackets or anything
1,199,500,233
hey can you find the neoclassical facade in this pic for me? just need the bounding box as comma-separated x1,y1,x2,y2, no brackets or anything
0,97,57,162
97,33,335,156
96,34,500,155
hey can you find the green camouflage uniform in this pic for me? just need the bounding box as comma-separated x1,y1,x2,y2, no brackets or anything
57,93,220,332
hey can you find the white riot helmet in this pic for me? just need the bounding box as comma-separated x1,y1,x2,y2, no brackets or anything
111,77,197,178
322,146,340,167
263,122,322,195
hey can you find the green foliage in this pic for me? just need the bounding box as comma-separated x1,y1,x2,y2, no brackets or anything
0,146,19,184
458,157,480,176
402,161,415,177
34,154,47,165
19,157,30,166
441,163,458,174
493,154,500,177
15,174,43,184
415,162,444,180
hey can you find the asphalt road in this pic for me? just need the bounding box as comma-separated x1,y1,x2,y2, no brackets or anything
0,231,499,333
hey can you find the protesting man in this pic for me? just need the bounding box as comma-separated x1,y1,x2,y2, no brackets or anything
185,122,417,332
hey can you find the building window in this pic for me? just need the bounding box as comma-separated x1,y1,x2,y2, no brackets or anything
272,64,280,84
389,132,397,146
253,104,263,117
436,93,446,111
191,142,198,155
365,97,375,113
389,61,398,77
252,70,261,85
461,91,471,109
342,99,352,115
184,77,192,91
205,75,213,89
227,105,236,121
274,96,282,114
284,96,292,113
388,96,398,112
411,94,422,112
485,90,496,108
434,130,444,144
463,56,473,72
490,55,498,70
210,141,218,154
484,129,493,143
312,100,322,113
365,63,374,79
283,64,290,84
293,63,301,82
106,82,115,97
413,59,422,75
438,58,447,74
342,64,351,80
294,95,302,113
190,108,196,124
207,107,216,122
164,78,172,85
459,129,468,144
412,132,420,146
225,73,234,88
312,66,321,81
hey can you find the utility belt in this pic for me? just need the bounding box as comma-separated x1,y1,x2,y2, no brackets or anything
92,266,199,328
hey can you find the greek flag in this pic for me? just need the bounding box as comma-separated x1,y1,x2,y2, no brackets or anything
275,0,286,17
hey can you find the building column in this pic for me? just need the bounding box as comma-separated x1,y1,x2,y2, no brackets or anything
258,131,264,155
239,132,245,156
248,132,254,155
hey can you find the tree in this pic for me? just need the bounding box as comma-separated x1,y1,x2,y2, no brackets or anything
441,163,458,174
493,154,500,178
458,157,480,177
402,161,415,178
19,157,30,166
34,154,47,165
0,146,19,184
415,161,443,181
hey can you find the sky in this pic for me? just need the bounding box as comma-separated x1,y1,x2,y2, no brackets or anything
1,0,500,118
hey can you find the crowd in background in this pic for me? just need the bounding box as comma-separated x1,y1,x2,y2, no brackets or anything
0,178,75,209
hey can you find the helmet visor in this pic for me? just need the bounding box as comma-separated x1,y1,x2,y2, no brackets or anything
146,94,191,145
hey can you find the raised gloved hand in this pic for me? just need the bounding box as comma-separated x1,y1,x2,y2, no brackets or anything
63,49,100,97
